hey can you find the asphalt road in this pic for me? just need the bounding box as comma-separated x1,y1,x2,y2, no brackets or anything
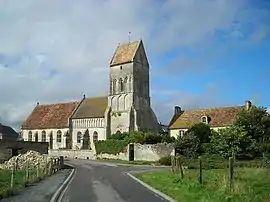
60,159,170,202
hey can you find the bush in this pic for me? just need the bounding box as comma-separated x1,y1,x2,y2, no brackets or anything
95,139,129,155
158,156,172,166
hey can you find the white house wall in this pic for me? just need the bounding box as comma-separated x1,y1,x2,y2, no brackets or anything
71,118,106,149
170,126,227,139
21,128,69,149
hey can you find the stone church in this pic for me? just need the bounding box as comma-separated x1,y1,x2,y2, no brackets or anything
21,40,160,149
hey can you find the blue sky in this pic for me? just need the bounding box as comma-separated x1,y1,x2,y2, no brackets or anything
0,0,269,129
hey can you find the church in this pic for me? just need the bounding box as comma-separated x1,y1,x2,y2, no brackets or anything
21,40,160,150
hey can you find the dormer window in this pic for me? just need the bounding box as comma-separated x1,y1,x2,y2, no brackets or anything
201,116,208,124
179,130,185,137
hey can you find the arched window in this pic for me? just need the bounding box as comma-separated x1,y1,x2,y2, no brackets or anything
112,79,117,94
41,131,46,142
34,132,38,142
49,132,53,149
124,77,128,92
77,131,82,143
93,131,98,143
119,78,124,92
57,130,62,143
28,131,32,141
179,130,185,137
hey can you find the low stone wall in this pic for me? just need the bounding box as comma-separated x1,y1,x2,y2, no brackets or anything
47,143,174,162
0,140,49,163
97,152,129,161
134,143,174,161
49,149,96,160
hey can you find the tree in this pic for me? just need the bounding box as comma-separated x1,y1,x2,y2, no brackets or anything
209,126,247,158
82,129,91,150
186,123,211,144
235,106,270,155
174,132,200,158
235,106,270,141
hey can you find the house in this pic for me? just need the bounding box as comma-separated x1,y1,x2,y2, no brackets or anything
21,40,160,150
169,100,252,139
0,123,18,141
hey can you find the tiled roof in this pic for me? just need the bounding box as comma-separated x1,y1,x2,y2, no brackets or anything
0,123,18,138
169,106,245,129
21,101,79,130
71,97,108,119
110,41,141,66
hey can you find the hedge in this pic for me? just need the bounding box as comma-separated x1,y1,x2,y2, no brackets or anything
95,139,129,155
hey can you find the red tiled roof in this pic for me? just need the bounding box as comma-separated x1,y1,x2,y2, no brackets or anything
169,106,245,129
21,101,79,130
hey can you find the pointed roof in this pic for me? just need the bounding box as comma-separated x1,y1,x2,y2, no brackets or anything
21,101,79,130
110,40,141,67
71,96,108,119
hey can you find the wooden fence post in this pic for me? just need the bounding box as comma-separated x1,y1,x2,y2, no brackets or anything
198,156,202,184
171,156,175,173
229,157,234,190
11,164,15,188
179,156,184,179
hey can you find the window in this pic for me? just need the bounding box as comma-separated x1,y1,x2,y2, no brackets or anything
120,66,123,70
93,131,98,143
124,77,128,91
34,132,38,142
57,130,62,143
119,78,124,92
179,130,185,137
41,131,46,142
77,131,82,143
201,116,208,124
28,131,32,141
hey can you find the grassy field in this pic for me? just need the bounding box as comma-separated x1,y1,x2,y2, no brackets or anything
136,168,270,202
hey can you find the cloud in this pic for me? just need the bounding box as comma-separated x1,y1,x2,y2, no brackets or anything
0,0,269,129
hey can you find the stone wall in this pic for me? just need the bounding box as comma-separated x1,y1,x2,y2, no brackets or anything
134,143,174,161
49,149,96,160
0,140,49,163
47,143,174,162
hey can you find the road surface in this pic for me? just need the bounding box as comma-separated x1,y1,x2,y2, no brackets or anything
60,159,170,202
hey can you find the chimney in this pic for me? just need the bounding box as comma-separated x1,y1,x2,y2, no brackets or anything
174,106,181,115
245,100,252,110
83,94,86,99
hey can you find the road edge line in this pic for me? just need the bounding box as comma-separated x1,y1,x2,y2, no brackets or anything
125,172,177,202
50,164,75,202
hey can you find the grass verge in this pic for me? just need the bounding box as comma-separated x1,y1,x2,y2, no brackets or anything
0,169,45,199
136,168,270,202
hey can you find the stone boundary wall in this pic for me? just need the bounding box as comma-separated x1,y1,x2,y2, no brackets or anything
0,140,49,163
49,149,96,160
48,143,174,162
134,143,174,161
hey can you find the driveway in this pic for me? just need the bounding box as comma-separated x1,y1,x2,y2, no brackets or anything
60,159,170,202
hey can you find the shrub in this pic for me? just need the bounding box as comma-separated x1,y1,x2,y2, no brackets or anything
95,139,129,155
158,156,172,166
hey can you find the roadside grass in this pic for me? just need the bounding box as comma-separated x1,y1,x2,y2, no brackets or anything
96,158,156,165
0,170,42,199
136,168,270,202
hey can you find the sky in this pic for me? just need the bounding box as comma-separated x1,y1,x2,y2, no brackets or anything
0,0,270,131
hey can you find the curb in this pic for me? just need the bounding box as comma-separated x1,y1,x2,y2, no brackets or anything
126,172,177,202
50,164,75,202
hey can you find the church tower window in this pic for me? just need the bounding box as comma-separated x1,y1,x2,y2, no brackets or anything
119,78,124,92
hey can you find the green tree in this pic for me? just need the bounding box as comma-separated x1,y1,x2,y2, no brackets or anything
186,122,211,143
235,106,270,141
175,132,200,158
209,126,247,158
